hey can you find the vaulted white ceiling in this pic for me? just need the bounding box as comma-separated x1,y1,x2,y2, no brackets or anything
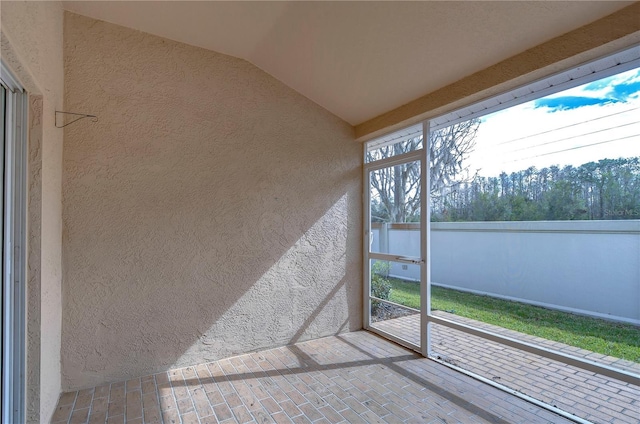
63,1,634,125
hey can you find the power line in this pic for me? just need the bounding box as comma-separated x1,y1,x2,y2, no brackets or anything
494,106,640,146
506,120,640,153
513,133,640,162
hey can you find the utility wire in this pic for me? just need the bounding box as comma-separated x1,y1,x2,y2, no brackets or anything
512,133,640,162
494,106,640,146
506,120,640,153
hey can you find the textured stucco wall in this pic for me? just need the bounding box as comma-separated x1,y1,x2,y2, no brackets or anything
1,1,65,422
62,12,361,390
27,95,43,424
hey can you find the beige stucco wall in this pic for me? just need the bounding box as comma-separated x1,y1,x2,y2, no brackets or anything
62,12,362,390
0,1,65,422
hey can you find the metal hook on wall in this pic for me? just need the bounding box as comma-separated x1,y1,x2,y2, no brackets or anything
55,111,99,128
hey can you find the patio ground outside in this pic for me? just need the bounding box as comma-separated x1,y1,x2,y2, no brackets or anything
373,311,640,423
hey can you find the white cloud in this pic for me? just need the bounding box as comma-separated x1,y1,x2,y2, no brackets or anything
464,68,640,177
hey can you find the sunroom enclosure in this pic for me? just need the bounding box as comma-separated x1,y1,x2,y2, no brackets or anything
363,46,640,421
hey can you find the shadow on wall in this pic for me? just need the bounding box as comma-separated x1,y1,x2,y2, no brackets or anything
172,196,359,368
61,12,362,390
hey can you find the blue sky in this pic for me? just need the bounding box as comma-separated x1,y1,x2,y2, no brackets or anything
533,69,640,112
535,96,620,110
466,66,640,176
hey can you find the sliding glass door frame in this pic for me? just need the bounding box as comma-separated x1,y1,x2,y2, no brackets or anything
1,59,28,424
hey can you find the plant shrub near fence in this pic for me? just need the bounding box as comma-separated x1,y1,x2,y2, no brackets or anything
371,261,391,313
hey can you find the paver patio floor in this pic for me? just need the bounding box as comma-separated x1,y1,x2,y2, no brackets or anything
372,311,640,424
51,330,577,424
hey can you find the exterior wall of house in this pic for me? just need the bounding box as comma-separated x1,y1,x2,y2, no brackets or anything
62,12,362,390
1,1,65,422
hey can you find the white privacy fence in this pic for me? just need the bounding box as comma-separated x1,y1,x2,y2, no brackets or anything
371,220,640,325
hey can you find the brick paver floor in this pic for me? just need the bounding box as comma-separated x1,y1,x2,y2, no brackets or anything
51,331,574,424
372,312,640,424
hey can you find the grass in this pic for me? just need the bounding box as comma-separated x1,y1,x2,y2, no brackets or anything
387,277,640,362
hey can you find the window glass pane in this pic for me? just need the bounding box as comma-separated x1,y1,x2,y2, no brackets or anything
366,123,422,163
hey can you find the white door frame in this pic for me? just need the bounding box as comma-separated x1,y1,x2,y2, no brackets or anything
363,138,428,353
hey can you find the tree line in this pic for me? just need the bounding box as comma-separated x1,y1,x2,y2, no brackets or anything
369,119,480,223
369,120,640,223
431,157,640,222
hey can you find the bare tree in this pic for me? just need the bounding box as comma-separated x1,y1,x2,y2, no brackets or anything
368,119,480,223
429,119,480,205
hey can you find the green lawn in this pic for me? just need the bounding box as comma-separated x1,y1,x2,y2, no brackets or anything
387,278,640,362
